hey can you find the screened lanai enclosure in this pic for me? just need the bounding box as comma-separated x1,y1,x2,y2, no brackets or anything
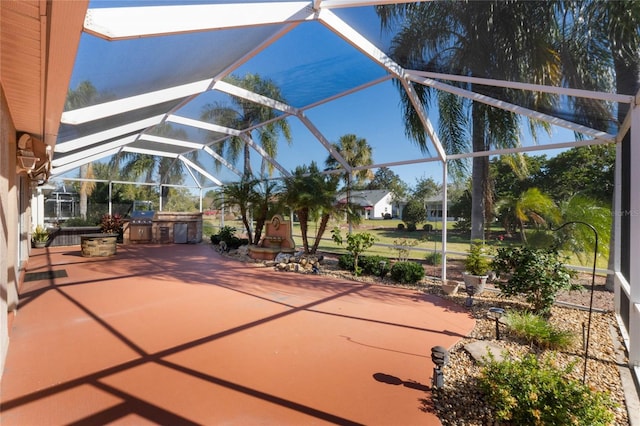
1,0,639,388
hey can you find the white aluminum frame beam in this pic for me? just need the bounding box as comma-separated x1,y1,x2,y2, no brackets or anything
447,138,613,161
179,155,223,186
320,9,448,161
202,146,242,177
84,2,315,40
239,133,291,177
121,147,180,158
55,115,165,153
138,134,204,150
167,115,242,137
407,70,635,105
407,74,616,141
61,79,214,125
296,113,351,172
216,80,299,115
51,134,139,167
51,147,122,176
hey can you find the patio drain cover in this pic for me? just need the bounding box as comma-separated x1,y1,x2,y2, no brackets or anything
24,270,68,282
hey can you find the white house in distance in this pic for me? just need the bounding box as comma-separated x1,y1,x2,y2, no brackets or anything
337,189,394,219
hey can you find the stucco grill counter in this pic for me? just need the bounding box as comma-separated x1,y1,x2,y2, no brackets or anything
123,212,202,244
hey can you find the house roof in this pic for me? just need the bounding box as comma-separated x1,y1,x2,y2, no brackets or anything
338,189,391,207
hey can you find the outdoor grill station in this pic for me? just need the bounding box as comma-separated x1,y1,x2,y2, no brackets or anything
123,203,202,245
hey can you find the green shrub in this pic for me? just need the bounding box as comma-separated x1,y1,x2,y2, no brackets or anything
491,247,579,316
338,253,355,271
390,261,425,284
211,226,247,249
331,230,377,276
464,241,490,275
453,218,471,232
504,311,575,350
217,226,237,244
423,224,433,232
424,251,442,266
478,353,616,425
406,223,417,232
359,255,390,277
397,223,405,230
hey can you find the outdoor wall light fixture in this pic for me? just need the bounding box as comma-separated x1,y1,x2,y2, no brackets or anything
487,307,506,340
551,221,598,384
431,345,450,390
16,133,39,174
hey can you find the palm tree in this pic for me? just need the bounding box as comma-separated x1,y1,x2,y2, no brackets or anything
65,81,101,219
217,177,260,244
111,123,191,203
584,1,640,288
251,180,282,245
325,134,374,231
201,73,292,178
377,2,562,241
557,194,611,265
282,162,339,254
496,187,559,243
325,134,374,188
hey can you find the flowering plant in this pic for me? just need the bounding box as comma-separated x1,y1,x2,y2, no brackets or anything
100,214,124,235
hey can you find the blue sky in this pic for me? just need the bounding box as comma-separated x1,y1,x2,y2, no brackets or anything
65,2,580,191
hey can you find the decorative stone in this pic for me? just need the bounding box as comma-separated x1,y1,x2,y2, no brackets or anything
463,341,506,364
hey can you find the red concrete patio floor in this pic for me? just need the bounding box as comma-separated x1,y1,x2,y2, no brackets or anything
1,244,475,425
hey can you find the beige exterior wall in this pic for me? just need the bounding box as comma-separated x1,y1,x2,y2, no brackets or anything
0,84,22,374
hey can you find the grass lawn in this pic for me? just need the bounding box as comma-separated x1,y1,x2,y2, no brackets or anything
202,217,609,270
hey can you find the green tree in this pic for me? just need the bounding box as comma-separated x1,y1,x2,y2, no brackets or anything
491,154,547,201
561,1,640,289
537,145,615,204
377,2,561,241
201,73,292,178
217,177,259,244
556,195,612,265
325,134,374,230
331,229,377,276
282,162,339,254
251,180,281,245
110,123,193,204
401,198,426,229
325,133,374,189
367,167,400,190
412,176,440,217
495,187,559,243
65,81,105,219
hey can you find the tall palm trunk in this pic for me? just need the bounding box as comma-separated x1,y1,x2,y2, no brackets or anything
470,103,488,241
311,213,331,254
240,204,253,244
243,143,253,178
297,208,311,253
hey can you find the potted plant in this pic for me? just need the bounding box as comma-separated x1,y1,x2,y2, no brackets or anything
463,241,490,295
100,214,124,237
32,225,49,248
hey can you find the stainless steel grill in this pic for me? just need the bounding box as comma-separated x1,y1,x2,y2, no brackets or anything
130,210,154,224
129,210,154,241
